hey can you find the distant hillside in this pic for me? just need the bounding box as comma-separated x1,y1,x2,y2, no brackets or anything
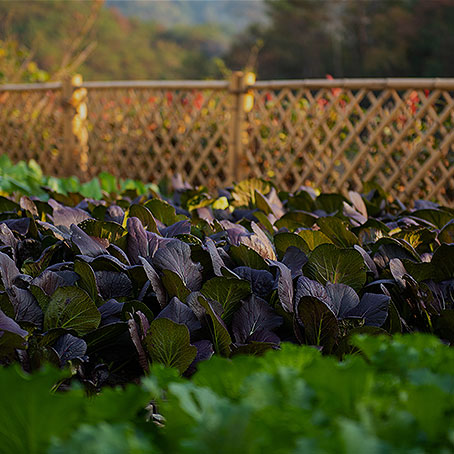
0,0,234,81
105,0,267,34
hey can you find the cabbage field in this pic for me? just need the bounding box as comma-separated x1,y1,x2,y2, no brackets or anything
0,163,454,453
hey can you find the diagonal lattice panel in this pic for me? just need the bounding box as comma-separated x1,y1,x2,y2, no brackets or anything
246,82,454,205
84,85,232,188
0,87,64,176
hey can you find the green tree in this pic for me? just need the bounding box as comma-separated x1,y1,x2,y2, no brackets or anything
0,39,49,83
0,0,223,81
225,0,454,79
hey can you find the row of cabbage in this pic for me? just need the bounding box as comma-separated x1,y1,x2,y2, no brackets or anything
1,176,453,383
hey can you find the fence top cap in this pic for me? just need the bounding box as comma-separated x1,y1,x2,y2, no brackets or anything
252,77,454,90
2,77,454,92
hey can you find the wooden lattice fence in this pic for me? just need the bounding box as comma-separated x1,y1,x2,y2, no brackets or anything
246,79,454,205
82,80,233,188
0,82,65,177
1,76,454,205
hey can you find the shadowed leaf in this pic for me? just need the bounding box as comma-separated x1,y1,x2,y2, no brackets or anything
198,295,232,357
296,296,339,352
44,287,101,335
144,318,196,374
304,244,366,291
201,276,251,323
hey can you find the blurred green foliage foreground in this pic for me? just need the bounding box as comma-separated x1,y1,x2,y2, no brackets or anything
0,334,453,454
0,156,159,200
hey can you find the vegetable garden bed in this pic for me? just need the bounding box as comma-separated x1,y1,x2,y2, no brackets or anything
0,167,453,452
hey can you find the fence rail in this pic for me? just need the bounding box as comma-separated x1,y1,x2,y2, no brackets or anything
1,75,454,205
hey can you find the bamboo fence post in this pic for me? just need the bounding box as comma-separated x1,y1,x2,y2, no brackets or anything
229,71,246,184
61,75,88,179
71,74,89,179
